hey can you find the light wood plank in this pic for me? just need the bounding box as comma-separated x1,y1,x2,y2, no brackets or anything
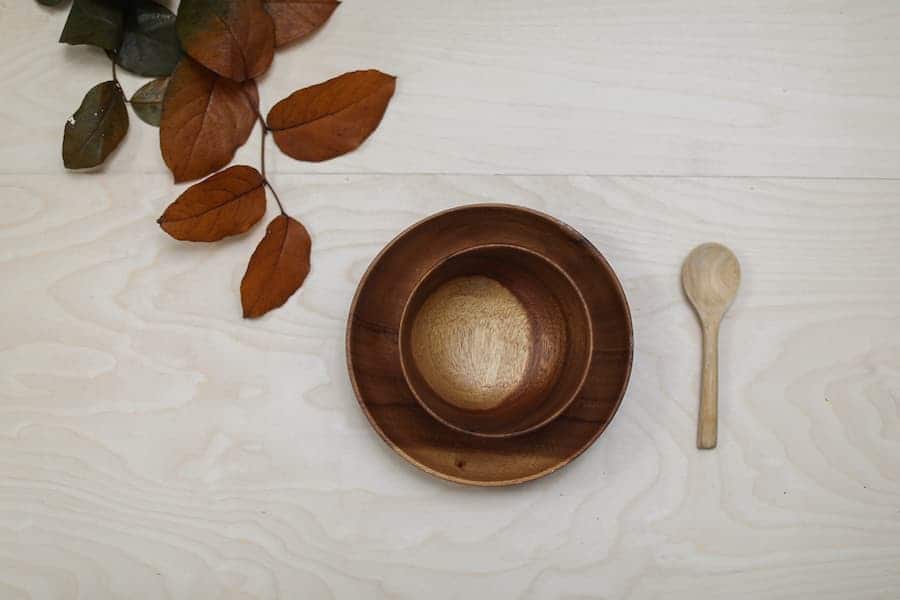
4,1,900,177
1,173,898,599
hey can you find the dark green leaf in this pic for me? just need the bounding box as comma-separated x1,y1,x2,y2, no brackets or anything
37,0,69,6
176,0,274,82
130,78,168,126
59,0,124,50
115,0,181,77
63,81,129,169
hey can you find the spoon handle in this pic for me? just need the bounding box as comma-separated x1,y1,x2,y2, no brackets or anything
698,320,719,449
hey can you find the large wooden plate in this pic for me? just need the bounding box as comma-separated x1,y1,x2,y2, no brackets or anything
346,204,633,486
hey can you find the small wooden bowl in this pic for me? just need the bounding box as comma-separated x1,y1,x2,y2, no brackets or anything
399,244,593,437
347,204,633,486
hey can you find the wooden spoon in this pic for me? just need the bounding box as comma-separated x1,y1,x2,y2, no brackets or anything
682,243,741,449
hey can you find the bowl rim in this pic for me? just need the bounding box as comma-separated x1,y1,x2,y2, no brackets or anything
346,203,634,486
397,242,595,438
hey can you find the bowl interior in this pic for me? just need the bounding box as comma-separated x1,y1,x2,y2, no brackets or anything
399,244,593,437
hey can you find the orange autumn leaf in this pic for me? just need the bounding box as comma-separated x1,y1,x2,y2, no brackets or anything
160,58,259,183
266,69,396,162
176,0,275,82
158,165,266,241
263,0,340,47
241,215,312,318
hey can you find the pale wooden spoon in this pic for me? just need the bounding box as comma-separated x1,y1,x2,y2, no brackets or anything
682,243,741,449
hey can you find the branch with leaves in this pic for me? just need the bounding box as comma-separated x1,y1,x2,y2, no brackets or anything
44,0,397,318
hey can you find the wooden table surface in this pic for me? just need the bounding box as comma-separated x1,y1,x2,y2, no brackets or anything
2,2,899,599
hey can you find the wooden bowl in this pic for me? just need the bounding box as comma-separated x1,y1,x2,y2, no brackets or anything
398,244,593,437
347,204,633,486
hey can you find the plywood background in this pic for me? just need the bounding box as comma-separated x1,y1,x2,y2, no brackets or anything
1,2,899,599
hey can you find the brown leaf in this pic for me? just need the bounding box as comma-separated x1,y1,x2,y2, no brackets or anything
263,0,339,47
158,165,266,241
266,69,396,162
176,0,275,82
241,215,311,318
160,58,260,182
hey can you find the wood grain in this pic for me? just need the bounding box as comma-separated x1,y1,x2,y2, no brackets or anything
410,276,532,411
398,242,596,439
5,0,900,596
1,173,898,597
348,207,628,481
6,1,900,177
682,243,741,449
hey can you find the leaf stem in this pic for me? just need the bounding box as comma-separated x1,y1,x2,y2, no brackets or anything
108,52,130,101
260,125,267,179
243,87,283,215
242,87,268,132
260,126,286,216
266,180,286,216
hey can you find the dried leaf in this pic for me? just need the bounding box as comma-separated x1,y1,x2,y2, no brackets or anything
158,165,266,241
63,81,129,169
160,58,259,183
267,70,395,162
130,78,168,126
114,0,181,77
59,0,124,50
176,0,275,82
263,0,339,47
241,215,311,318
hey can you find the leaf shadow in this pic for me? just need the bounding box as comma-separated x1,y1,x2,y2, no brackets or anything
35,1,72,13
60,43,112,76
155,221,265,253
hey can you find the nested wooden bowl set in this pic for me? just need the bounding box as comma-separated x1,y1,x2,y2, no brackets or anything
347,205,633,486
